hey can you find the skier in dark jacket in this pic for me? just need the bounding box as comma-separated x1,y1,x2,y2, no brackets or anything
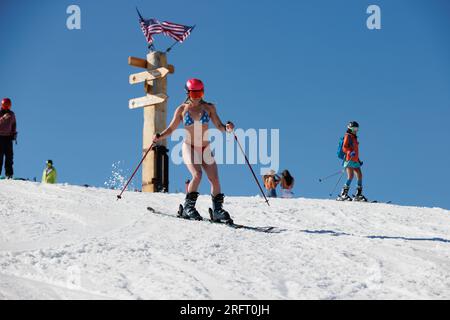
0,98,17,179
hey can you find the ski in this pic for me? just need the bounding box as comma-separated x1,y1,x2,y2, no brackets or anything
147,206,283,234
336,196,392,204
0,176,29,181
352,195,392,204
207,208,280,233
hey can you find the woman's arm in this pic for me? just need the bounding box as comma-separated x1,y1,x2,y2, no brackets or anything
12,113,16,134
207,104,234,132
342,134,353,153
274,177,280,187
280,177,286,189
154,105,183,142
268,176,278,188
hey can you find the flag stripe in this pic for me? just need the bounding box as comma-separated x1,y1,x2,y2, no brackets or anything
139,17,193,44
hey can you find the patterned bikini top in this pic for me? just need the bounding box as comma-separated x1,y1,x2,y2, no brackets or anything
183,109,210,127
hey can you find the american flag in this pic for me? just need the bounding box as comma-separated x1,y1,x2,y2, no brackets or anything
137,9,194,45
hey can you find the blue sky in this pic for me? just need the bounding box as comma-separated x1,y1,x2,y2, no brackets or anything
1,0,449,209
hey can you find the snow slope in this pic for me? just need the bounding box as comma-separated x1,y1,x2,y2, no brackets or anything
0,180,449,300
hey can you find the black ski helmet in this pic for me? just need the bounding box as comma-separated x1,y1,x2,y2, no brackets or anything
347,121,359,129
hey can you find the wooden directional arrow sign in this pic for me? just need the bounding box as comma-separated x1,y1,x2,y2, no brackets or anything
128,56,148,69
129,93,168,109
129,67,171,85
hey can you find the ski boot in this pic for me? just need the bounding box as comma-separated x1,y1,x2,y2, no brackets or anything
178,192,203,220
209,193,233,224
336,186,352,201
353,186,368,202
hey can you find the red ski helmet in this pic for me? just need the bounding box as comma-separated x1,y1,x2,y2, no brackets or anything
185,78,204,92
1,98,11,109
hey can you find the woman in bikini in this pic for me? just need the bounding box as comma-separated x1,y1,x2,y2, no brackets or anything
280,170,295,198
153,78,235,222
263,170,280,198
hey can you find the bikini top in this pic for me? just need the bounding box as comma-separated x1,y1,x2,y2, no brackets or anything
183,109,210,127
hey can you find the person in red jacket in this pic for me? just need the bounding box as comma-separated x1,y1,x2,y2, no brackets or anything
337,121,367,201
0,98,17,179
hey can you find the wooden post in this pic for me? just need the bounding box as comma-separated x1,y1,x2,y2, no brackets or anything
142,51,168,193
128,52,174,193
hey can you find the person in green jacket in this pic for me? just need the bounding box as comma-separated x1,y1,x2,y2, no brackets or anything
42,159,57,184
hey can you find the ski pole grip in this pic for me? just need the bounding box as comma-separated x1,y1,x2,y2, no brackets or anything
226,121,234,132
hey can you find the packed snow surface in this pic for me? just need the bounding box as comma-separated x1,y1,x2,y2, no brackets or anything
0,180,449,300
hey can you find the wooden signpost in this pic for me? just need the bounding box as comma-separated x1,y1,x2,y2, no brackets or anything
128,52,175,193
129,67,171,85
129,93,168,110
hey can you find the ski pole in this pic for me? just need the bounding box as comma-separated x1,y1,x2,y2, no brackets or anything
319,169,344,183
228,123,270,207
117,135,159,200
329,171,345,197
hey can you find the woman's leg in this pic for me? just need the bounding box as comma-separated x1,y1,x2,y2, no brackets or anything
201,146,221,196
200,146,232,221
354,168,365,198
345,167,354,187
4,138,14,177
182,143,203,193
339,167,354,199
354,168,363,186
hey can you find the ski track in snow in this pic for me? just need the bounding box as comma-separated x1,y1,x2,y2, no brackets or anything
0,180,449,300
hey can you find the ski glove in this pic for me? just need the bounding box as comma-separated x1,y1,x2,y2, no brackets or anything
349,151,356,157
